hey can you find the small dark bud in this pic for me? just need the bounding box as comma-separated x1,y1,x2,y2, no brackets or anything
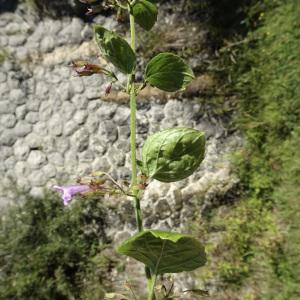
105,82,113,95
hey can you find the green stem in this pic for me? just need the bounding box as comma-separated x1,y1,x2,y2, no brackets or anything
128,5,154,299
148,273,157,300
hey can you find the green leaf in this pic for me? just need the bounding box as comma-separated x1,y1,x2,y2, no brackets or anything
132,0,158,31
117,230,206,275
94,25,136,74
142,127,205,182
145,52,194,92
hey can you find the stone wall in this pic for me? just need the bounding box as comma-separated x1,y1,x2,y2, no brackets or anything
0,5,242,293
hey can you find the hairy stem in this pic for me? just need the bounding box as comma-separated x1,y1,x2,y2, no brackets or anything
128,5,154,299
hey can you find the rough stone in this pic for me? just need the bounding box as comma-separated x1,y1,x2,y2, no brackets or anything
0,114,17,128
29,170,47,186
14,121,32,137
0,101,16,114
14,141,30,160
27,150,47,169
43,164,57,178
71,128,89,152
64,119,79,136
47,152,64,166
74,110,87,125
98,120,118,144
9,35,26,47
0,130,17,146
15,105,27,119
25,111,39,124
48,113,63,136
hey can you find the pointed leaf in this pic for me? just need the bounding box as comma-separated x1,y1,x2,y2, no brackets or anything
132,0,158,31
117,230,206,275
145,52,194,92
94,25,136,74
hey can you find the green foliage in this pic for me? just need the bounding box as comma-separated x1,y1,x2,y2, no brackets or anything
94,25,136,74
145,52,194,92
117,230,206,274
0,194,111,300
141,128,205,182
132,0,158,31
221,0,300,297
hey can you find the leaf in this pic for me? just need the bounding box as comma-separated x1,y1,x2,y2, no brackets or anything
117,230,206,275
142,127,205,182
145,52,194,92
94,25,136,74
132,0,158,31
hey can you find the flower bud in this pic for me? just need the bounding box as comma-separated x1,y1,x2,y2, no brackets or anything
71,60,103,76
142,128,205,182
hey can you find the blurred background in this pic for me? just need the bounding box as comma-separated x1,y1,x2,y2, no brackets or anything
0,0,299,299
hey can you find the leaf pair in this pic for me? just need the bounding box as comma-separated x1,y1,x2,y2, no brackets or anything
118,230,206,275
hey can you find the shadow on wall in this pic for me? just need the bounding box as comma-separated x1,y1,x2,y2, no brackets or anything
0,0,18,12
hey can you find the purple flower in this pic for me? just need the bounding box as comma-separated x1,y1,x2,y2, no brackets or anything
52,184,90,206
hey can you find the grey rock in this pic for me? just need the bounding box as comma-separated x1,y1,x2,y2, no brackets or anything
85,114,99,134
40,36,55,53
89,137,107,155
0,101,16,114
98,120,118,144
36,82,49,99
25,111,39,124
54,137,70,154
14,161,30,178
71,128,89,152
33,121,48,137
5,22,20,35
9,35,26,47
81,24,93,39
14,121,32,137
48,113,63,136
86,87,101,100
78,150,94,163
58,82,72,102
155,199,172,220
87,100,101,113
15,105,27,119
29,170,47,186
97,102,117,120
70,76,84,94
0,146,13,161
25,132,43,149
29,187,45,198
92,157,111,172
114,106,130,126
74,110,87,125
0,114,17,128
27,150,47,169
107,146,125,167
26,99,41,112
71,94,88,110
0,130,16,146
43,164,56,178
39,102,53,121
48,152,64,166
61,101,76,121
64,119,79,136
14,141,30,160
5,156,16,170
0,72,7,83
